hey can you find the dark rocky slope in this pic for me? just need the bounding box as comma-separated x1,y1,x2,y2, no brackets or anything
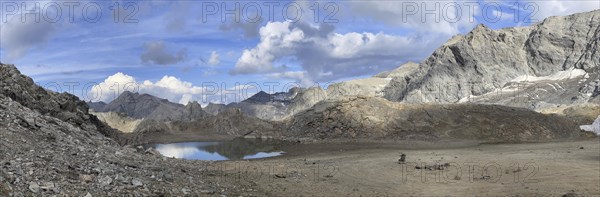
0,63,256,196
285,96,595,142
0,64,121,141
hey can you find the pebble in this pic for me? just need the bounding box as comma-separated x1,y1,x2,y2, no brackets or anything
99,176,113,187
28,181,40,193
164,174,174,182
201,189,215,194
40,181,55,191
131,178,143,187
80,174,94,183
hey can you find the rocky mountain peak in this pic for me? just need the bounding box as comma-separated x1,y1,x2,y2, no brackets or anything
244,91,272,103
382,10,599,103
470,23,489,33
186,100,201,107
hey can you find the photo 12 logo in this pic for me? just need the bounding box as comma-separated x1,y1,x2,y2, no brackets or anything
1,1,139,23
200,1,339,23
399,162,539,184
396,1,540,23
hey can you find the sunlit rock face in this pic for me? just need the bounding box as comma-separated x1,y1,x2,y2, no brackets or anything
311,11,600,116
384,10,599,104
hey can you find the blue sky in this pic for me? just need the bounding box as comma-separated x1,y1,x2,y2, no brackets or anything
1,0,598,104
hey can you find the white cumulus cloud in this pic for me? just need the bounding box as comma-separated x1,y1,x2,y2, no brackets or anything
86,72,260,104
87,72,206,104
230,21,443,84
231,21,306,74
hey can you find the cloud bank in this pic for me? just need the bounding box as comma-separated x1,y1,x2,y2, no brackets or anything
87,72,204,104
230,21,443,84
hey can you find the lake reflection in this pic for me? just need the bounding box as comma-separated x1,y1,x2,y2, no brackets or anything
144,139,284,161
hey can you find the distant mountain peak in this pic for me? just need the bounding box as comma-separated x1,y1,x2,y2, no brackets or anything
245,91,273,103
99,91,206,121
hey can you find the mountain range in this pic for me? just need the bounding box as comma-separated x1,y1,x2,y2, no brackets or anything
2,8,599,197
92,10,599,126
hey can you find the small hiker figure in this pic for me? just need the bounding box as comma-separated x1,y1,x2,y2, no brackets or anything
398,153,406,164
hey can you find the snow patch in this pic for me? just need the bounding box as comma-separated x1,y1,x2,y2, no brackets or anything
580,115,600,136
511,68,587,82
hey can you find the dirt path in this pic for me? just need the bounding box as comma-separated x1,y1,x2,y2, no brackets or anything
218,139,600,196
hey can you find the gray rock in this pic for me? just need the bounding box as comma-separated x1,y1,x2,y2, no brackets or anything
28,182,39,193
39,181,55,191
163,174,174,182
200,189,215,194
79,174,94,183
115,174,128,184
203,103,228,115
99,176,113,187
131,178,143,187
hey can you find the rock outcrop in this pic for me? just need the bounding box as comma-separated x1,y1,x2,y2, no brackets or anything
204,103,227,115
90,111,142,133
285,87,328,116
326,62,419,99
0,64,121,141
